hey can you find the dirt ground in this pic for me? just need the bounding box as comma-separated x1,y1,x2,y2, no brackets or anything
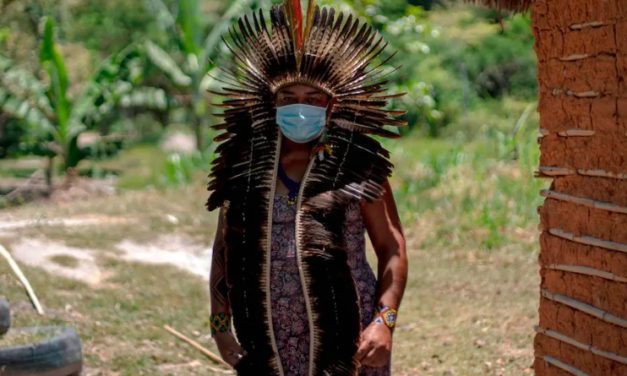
0,183,539,375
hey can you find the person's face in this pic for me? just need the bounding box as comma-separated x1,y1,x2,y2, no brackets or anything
276,84,331,108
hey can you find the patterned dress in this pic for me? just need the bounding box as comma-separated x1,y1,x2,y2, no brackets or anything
270,193,392,376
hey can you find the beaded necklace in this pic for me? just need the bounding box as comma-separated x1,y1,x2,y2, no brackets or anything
277,161,300,205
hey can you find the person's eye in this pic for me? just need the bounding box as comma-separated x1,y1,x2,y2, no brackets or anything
278,97,290,106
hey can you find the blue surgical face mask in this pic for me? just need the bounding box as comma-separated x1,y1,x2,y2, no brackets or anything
276,103,327,143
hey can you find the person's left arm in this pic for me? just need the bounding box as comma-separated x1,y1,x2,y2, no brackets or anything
355,178,408,368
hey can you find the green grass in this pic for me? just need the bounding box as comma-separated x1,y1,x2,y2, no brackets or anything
1,183,218,248
0,203,539,376
383,100,547,251
0,157,45,178
89,143,170,190
0,122,545,374
1,327,68,347
0,86,546,374
49,254,80,268
0,255,221,375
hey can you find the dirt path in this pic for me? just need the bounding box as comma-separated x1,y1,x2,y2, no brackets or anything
115,234,211,280
0,215,134,236
10,238,109,287
8,236,212,287
2,215,212,287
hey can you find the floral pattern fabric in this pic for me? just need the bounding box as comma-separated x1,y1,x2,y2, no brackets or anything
270,194,391,376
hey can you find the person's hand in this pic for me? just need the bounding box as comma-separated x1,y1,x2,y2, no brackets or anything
355,320,392,368
213,332,246,368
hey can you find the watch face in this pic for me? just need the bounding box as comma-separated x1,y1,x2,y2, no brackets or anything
385,311,397,326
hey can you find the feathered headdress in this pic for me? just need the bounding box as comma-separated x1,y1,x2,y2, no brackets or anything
206,0,406,211
205,3,406,375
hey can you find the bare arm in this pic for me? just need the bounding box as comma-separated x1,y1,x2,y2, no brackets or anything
355,178,408,367
210,206,230,315
210,206,246,368
360,178,408,322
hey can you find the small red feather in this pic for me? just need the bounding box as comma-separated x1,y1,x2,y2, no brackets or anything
289,0,303,51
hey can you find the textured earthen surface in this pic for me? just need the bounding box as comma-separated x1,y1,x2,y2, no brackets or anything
539,232,627,279
551,176,627,206
541,270,627,320
539,134,626,172
538,295,627,355
535,334,627,375
532,0,627,374
533,358,576,376
532,0,625,31
539,96,623,133
539,200,627,243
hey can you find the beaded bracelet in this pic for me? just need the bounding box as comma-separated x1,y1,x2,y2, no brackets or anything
372,304,398,330
210,312,233,336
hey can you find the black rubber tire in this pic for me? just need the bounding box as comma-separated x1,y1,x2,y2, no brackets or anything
0,326,82,376
0,299,9,336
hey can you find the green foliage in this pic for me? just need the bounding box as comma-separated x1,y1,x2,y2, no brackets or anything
386,113,545,250
84,44,172,131
1,2,545,244
160,150,212,186
375,67,542,250
0,17,169,173
319,1,536,138
66,0,163,56
450,14,536,98
142,0,259,150
93,143,169,189
326,0,443,135
40,17,82,168
0,55,55,138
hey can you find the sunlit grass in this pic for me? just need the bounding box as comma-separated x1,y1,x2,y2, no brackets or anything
0,254,221,375
0,92,547,375
1,167,541,376
49,254,81,268
90,143,170,190
0,104,547,375
384,100,547,250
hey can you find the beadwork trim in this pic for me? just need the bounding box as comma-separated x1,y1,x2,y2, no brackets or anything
210,312,233,336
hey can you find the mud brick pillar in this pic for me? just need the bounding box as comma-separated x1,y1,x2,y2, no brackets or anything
531,0,627,375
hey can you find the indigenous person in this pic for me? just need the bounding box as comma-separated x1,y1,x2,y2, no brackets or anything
207,1,408,375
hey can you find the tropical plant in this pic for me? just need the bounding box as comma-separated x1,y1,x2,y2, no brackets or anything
318,0,536,138
142,0,258,151
322,0,444,136
0,16,169,185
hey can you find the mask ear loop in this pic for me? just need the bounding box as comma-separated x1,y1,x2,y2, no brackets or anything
313,97,336,161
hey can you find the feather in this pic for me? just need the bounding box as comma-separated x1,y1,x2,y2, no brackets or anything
284,0,304,69
304,0,316,40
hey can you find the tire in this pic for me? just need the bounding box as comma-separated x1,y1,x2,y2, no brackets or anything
0,299,9,336
0,326,82,376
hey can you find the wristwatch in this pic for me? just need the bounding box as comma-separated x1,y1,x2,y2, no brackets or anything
374,304,398,330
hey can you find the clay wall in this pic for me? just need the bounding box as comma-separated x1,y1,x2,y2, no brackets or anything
531,0,627,374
